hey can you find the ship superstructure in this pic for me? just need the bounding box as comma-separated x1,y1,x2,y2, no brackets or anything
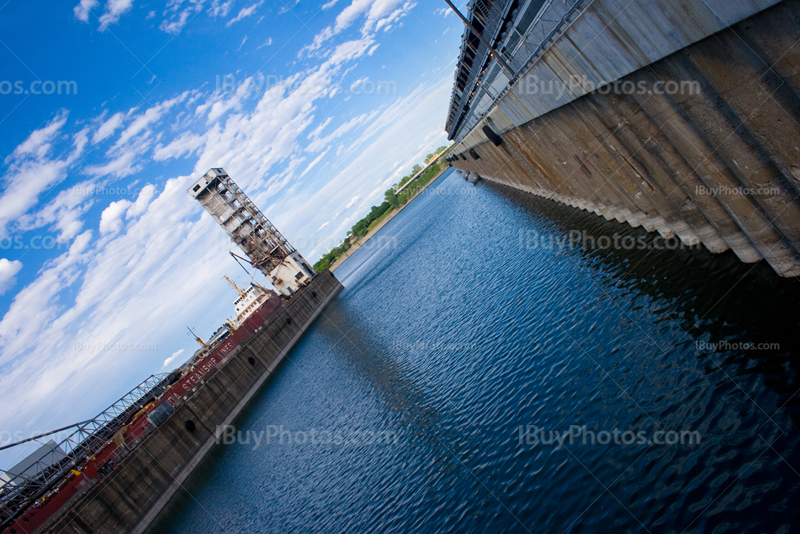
189,168,316,295
0,282,284,534
226,276,277,328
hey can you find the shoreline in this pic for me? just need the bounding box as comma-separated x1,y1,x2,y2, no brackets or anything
330,161,453,271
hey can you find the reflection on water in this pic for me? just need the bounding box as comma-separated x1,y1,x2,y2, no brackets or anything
149,169,800,534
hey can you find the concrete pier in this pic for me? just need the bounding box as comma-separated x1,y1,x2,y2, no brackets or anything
448,0,800,277
40,272,343,534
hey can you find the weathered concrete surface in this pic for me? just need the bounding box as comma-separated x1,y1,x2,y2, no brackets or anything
43,272,343,534
452,0,800,277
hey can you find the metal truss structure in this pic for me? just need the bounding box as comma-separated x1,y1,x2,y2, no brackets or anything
193,169,297,276
0,374,171,530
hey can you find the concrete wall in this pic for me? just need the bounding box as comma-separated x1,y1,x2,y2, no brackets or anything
43,272,343,534
451,0,800,277
454,0,781,149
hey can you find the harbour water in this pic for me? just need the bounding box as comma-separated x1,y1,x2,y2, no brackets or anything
149,168,800,533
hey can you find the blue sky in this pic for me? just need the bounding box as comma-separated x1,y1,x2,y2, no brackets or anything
0,0,466,448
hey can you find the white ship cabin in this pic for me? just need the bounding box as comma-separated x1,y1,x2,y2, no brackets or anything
232,283,274,327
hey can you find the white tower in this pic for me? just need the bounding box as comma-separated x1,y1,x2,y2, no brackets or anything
189,168,316,295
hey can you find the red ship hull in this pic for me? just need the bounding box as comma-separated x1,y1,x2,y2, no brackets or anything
3,295,282,534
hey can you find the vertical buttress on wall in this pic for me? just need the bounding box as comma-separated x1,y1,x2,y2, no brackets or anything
451,0,800,277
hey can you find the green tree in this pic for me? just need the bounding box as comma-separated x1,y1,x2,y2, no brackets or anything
384,188,398,208
315,148,455,272
314,258,331,272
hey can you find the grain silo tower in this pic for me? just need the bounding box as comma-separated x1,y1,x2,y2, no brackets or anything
189,168,316,295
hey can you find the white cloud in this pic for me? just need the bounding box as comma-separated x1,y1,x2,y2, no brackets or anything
281,76,452,258
111,96,180,150
158,0,243,34
209,0,234,17
257,37,273,49
299,148,329,178
350,77,367,91
159,11,191,33
0,172,230,432
327,35,376,64
127,184,156,218
300,0,373,55
158,0,207,33
0,115,86,239
204,77,258,122
73,0,99,21
163,348,184,368
85,140,147,178
226,0,263,26
307,117,333,140
301,0,412,57
236,35,248,51
99,200,132,234
11,114,67,159
0,230,93,372
98,0,135,30
0,7,454,445
364,0,411,34
335,0,374,30
322,0,339,9
153,132,205,161
0,259,23,296
92,112,124,144
306,110,376,152
85,95,187,177
21,179,96,242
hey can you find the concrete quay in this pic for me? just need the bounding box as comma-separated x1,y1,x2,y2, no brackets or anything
40,272,343,534
449,0,800,277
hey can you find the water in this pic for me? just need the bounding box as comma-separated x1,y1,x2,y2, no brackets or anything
149,168,800,533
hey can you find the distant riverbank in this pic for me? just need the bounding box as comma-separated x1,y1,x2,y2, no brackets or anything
330,159,452,271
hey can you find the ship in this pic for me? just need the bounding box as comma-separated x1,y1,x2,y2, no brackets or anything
0,168,344,534
0,277,284,534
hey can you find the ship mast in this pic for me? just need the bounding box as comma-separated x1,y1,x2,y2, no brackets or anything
224,275,247,298
187,327,205,347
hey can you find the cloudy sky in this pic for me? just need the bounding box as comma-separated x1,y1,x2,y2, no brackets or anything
0,0,465,450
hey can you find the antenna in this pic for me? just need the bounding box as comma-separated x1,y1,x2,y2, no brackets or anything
187,327,205,347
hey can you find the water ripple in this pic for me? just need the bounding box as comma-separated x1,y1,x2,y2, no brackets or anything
149,169,800,534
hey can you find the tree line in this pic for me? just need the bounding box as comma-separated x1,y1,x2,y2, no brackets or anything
313,146,449,271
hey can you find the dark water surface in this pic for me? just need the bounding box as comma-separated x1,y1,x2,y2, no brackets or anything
150,168,800,533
